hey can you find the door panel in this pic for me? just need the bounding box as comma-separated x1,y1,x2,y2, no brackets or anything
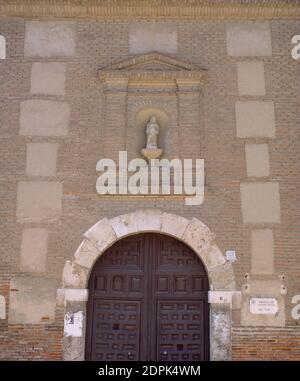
86,233,209,361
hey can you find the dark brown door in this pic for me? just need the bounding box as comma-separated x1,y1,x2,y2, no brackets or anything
85,233,209,361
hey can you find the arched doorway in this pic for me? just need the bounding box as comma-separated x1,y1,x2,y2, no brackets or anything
85,233,209,361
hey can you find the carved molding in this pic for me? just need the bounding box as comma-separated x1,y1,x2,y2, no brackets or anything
1,0,300,19
99,53,207,91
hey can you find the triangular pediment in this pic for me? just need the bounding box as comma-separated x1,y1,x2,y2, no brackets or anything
99,52,207,84
103,53,199,72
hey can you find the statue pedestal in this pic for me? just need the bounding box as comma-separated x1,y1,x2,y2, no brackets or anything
141,148,163,161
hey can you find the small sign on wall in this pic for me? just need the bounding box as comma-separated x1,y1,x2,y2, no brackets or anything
250,298,278,315
226,250,237,263
64,311,83,337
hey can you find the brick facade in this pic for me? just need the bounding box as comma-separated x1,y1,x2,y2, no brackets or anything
0,1,300,360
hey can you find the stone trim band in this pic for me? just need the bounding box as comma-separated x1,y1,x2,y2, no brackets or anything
1,0,300,20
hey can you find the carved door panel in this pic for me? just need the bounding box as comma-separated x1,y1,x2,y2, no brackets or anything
86,233,209,361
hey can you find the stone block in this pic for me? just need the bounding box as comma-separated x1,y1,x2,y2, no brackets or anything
83,218,117,252
130,23,177,54
210,262,236,291
240,182,281,223
182,218,215,254
26,143,58,177
245,143,270,178
237,61,265,96
62,261,89,288
0,295,5,319
251,229,274,274
161,213,189,239
30,62,66,95
16,181,62,223
241,279,285,326
8,275,57,324
133,209,162,232
20,228,48,273
25,21,75,57
74,239,100,269
227,22,272,56
236,101,275,138
20,100,70,136
110,213,138,238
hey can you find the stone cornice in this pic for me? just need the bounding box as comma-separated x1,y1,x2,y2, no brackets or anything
0,0,300,20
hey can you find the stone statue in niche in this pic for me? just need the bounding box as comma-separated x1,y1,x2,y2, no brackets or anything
146,116,159,149
141,116,163,161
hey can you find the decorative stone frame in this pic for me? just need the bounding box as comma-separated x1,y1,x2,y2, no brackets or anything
99,52,206,165
58,209,237,361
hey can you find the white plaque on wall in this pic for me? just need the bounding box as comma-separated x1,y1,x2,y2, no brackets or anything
64,311,83,337
250,298,278,315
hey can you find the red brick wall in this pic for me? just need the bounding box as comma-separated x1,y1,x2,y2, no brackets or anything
232,327,300,360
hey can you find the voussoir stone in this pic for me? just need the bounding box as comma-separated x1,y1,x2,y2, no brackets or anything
110,213,139,238
62,260,89,288
133,209,162,232
210,262,236,291
205,245,226,271
83,218,117,252
161,213,189,239
182,218,215,254
74,239,100,269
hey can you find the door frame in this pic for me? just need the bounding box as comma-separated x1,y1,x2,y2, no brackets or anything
57,209,237,361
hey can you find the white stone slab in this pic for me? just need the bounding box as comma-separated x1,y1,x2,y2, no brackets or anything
25,21,75,57
0,295,5,319
237,61,265,96
20,100,70,136
8,276,57,324
31,62,66,95
251,229,274,275
240,182,281,224
236,101,275,138
26,143,58,177
20,228,48,273
227,22,272,56
245,143,270,178
0,35,6,59
16,181,62,223
130,23,177,54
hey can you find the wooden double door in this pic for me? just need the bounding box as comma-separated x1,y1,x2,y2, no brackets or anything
85,233,209,361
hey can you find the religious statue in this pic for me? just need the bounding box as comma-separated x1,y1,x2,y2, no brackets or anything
141,115,163,161
146,116,159,149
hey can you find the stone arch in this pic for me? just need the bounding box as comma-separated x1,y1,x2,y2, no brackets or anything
59,209,236,361
62,209,235,291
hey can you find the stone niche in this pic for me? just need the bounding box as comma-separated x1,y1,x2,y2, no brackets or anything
99,53,206,162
